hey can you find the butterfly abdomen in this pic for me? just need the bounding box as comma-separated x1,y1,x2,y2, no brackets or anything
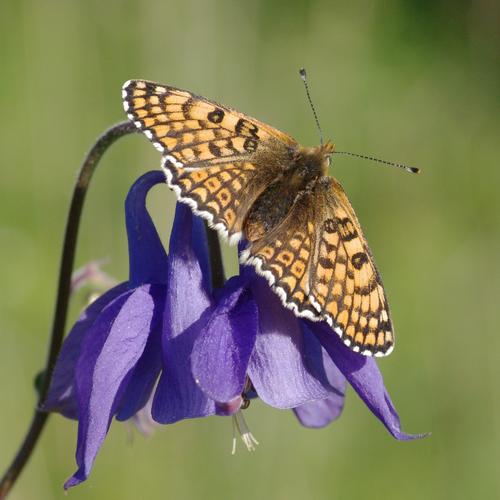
243,178,299,241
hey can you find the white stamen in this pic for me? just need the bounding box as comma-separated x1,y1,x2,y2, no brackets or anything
231,411,259,455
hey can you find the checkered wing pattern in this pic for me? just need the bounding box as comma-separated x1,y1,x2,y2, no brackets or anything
123,79,297,241
241,178,394,357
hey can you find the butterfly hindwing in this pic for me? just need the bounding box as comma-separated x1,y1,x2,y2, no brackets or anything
240,190,320,321
166,161,262,240
241,178,394,357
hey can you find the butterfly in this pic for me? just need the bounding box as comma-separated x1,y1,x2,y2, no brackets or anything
122,79,394,357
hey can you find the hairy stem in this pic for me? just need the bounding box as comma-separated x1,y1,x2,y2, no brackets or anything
0,121,138,499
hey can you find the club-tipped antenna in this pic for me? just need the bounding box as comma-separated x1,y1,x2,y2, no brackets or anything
334,150,420,174
299,68,324,145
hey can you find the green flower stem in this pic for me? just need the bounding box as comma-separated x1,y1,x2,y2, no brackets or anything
0,121,138,499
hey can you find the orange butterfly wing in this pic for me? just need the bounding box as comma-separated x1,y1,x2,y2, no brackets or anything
123,79,296,242
241,177,394,356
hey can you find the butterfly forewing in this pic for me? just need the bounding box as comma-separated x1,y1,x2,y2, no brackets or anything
123,79,296,241
122,80,296,157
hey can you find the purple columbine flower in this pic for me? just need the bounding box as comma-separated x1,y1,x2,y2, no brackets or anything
188,262,423,442
45,170,424,490
44,170,212,488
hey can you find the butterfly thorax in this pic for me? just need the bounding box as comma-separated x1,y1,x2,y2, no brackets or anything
243,142,333,242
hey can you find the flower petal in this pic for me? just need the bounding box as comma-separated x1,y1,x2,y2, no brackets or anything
300,322,347,395
116,287,167,421
293,396,345,428
166,203,212,329
152,313,216,423
247,278,330,408
293,323,346,428
313,323,426,440
192,276,258,402
126,170,168,286
65,285,161,488
43,283,129,419
152,204,215,423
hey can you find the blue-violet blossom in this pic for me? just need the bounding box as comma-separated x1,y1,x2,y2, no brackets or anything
45,170,423,489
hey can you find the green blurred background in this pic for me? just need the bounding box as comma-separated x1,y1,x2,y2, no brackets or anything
1,0,499,498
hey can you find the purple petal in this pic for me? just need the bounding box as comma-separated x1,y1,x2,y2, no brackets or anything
293,396,345,428
43,283,129,419
126,170,168,286
312,323,426,440
192,276,258,403
294,324,346,428
152,204,215,423
166,203,212,330
116,287,166,421
300,322,346,394
65,285,161,489
247,278,330,408
152,313,216,423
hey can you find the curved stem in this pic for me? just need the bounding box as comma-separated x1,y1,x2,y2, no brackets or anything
204,222,225,290
0,121,138,499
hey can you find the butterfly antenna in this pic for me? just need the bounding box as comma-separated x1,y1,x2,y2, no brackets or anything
299,68,324,146
334,150,420,174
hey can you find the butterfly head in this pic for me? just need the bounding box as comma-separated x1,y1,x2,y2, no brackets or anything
319,140,335,170
321,140,335,156
292,141,335,181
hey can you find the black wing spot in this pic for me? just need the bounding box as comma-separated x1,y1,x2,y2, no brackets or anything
181,97,194,116
323,218,338,233
235,118,259,137
207,108,225,124
351,252,369,270
208,141,222,157
243,138,258,153
337,217,358,241
318,256,335,269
